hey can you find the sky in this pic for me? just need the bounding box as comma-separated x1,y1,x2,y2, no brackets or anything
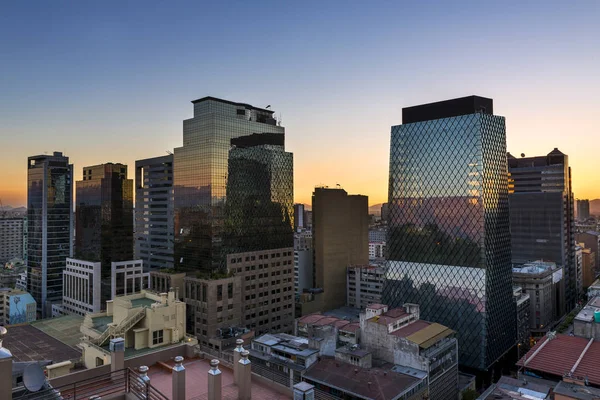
1,1,599,207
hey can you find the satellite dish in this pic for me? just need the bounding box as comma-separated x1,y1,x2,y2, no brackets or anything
23,363,45,392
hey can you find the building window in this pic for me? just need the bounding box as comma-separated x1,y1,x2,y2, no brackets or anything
228,283,233,298
217,285,223,301
152,330,164,345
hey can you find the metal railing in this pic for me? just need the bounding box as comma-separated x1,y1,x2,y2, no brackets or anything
12,368,169,400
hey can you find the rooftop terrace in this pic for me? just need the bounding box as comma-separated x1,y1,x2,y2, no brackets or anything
3,324,81,362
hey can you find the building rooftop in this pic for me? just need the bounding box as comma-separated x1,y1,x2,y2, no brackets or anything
513,261,558,275
3,324,81,362
91,314,113,333
479,376,552,400
147,357,289,399
190,96,275,114
304,357,423,400
131,297,158,308
368,308,409,325
517,334,600,386
30,314,85,349
554,380,600,400
390,320,431,338
323,306,361,321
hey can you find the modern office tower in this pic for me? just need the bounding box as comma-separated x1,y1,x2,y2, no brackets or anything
294,204,305,231
577,199,591,220
313,187,369,311
508,149,575,311
294,231,313,295
383,96,515,370
174,97,284,273
62,258,102,316
0,217,26,264
135,155,174,271
27,152,73,317
76,163,133,304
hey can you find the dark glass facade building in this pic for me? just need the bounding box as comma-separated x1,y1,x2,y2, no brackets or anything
223,133,294,255
135,155,174,271
76,163,133,303
27,152,73,317
173,97,284,273
508,149,575,312
383,96,515,370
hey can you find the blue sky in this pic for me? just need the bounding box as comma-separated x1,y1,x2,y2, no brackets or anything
1,1,599,205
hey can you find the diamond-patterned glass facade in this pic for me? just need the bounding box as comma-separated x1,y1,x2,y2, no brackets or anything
223,141,294,254
383,112,515,370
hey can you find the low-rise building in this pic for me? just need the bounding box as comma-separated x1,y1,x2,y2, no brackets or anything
513,261,564,336
0,288,36,325
62,258,102,316
111,259,150,298
80,289,191,369
150,269,185,298
478,376,553,400
578,243,596,289
573,296,600,339
347,265,385,309
587,278,600,299
368,241,386,260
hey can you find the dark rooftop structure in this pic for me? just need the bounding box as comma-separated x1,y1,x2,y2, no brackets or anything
191,96,275,114
402,95,494,124
3,324,81,363
230,132,284,148
303,357,425,400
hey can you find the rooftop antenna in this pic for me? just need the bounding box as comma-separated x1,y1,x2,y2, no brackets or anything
166,150,173,155
521,153,525,158
265,105,271,109
23,363,46,392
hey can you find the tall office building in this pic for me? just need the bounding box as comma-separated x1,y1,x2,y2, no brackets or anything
577,199,590,221
508,149,575,311
0,217,26,264
313,187,369,311
27,152,73,317
174,97,284,273
383,96,515,370
76,163,133,304
294,204,305,231
135,155,174,271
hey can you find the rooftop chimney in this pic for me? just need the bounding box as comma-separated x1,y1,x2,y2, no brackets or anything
207,359,222,400
172,356,186,400
233,339,244,385
238,350,251,400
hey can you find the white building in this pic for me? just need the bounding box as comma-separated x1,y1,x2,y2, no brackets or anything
0,217,26,264
368,241,386,260
294,231,313,295
347,265,385,309
63,258,102,316
111,260,149,299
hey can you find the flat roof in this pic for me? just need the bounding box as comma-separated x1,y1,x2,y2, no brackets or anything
554,380,600,400
131,297,157,308
304,358,422,400
3,324,81,363
31,314,85,349
91,315,113,333
190,96,275,114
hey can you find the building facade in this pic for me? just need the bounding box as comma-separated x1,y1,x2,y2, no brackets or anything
577,199,590,221
135,155,174,271
383,96,515,370
294,231,313,295
0,217,26,265
111,260,149,299
294,203,305,231
513,286,531,349
313,187,369,312
0,288,36,325
368,241,386,260
173,97,284,273
62,258,102,316
347,265,384,309
576,231,600,278
508,149,576,311
27,152,73,317
512,261,563,336
577,243,596,288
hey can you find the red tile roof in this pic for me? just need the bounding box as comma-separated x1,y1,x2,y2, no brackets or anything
340,323,361,333
313,317,340,327
298,313,325,324
517,335,600,385
390,320,431,337
368,304,388,310
370,308,409,325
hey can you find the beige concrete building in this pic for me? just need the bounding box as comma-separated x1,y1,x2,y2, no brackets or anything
312,187,368,311
80,289,190,369
151,269,186,298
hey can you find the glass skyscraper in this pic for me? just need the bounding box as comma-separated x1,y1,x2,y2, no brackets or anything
223,133,294,255
383,96,515,370
27,152,73,317
173,97,284,273
76,163,133,304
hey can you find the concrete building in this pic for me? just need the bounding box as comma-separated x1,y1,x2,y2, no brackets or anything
135,154,174,271
294,203,305,231
513,286,531,349
577,199,591,221
313,187,369,312
478,376,553,400
294,231,313,295
0,262,25,289
576,244,583,299
513,261,564,336
508,149,576,311
0,217,26,264
150,269,185,298
576,231,600,277
381,203,389,222
27,152,73,317
347,265,384,309
111,260,149,299
368,241,386,260
577,243,596,288
368,227,387,242
587,278,600,299
0,288,36,325
62,258,102,316
79,289,190,369
573,296,600,340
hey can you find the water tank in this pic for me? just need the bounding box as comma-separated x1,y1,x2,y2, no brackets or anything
594,310,600,323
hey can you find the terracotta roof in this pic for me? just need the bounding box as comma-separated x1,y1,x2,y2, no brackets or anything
304,358,422,400
368,304,387,310
312,317,340,327
333,320,350,329
298,313,325,324
340,323,361,333
517,335,600,385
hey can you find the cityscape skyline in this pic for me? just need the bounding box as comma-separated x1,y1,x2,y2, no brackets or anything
1,2,599,207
